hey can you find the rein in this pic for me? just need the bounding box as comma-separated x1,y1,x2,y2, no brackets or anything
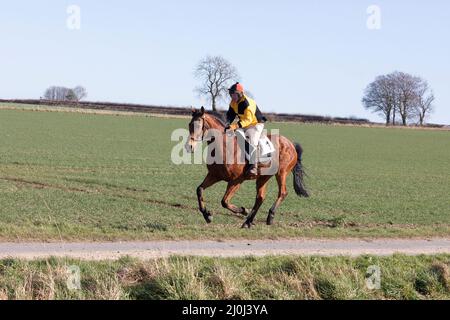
191,116,211,142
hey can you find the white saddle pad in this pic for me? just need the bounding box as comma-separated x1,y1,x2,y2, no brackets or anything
235,130,275,163
258,135,275,160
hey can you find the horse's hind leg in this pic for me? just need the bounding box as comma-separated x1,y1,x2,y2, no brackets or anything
267,171,288,225
221,181,249,216
197,173,220,224
242,175,271,229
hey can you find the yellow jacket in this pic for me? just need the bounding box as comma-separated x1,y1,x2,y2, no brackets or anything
226,95,266,129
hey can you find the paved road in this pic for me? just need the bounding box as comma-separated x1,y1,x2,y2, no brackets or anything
0,238,449,260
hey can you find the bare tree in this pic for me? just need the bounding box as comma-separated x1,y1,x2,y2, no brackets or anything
390,72,421,126
65,89,77,101
413,81,434,126
44,86,70,101
194,56,239,111
362,75,396,125
43,86,57,100
73,86,87,101
43,85,87,102
363,72,435,126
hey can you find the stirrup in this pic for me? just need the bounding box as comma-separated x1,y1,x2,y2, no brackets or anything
246,164,258,176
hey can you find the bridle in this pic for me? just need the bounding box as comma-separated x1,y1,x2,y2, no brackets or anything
190,116,210,142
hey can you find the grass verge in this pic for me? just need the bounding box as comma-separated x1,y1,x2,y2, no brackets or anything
0,254,449,300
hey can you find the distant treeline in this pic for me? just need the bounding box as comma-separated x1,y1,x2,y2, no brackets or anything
3,98,441,127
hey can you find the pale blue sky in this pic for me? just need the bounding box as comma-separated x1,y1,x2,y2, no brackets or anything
1,0,449,124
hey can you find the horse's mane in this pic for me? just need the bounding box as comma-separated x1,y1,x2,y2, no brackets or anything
207,111,226,127
192,109,226,128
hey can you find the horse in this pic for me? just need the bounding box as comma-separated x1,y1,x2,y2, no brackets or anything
185,107,309,228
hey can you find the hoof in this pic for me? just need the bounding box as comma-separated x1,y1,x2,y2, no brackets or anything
267,210,275,225
204,216,212,224
241,221,252,229
203,210,213,224
241,207,250,216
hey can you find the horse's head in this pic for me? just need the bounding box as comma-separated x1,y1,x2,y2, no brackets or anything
185,106,208,153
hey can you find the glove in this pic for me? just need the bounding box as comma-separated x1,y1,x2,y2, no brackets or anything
224,123,238,132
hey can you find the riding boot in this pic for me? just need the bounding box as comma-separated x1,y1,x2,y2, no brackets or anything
246,143,258,177
246,163,258,177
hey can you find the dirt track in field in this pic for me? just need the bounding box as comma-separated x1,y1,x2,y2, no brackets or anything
0,238,449,260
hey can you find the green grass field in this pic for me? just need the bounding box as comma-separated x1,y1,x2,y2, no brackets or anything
0,104,449,241
1,254,449,300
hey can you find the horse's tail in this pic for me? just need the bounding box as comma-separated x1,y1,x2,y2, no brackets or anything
292,142,309,197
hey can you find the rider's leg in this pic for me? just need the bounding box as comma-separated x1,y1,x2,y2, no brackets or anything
244,123,264,175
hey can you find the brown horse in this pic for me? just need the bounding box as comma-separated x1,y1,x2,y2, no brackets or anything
186,107,309,228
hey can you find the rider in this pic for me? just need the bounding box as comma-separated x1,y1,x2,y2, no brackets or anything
225,82,267,177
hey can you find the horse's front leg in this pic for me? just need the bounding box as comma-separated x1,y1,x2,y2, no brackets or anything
197,173,220,223
242,176,272,228
221,180,250,216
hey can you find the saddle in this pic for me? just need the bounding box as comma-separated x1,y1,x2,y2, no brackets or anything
235,130,275,164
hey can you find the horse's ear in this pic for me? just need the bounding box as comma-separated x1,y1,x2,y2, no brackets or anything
191,107,196,115
200,106,205,114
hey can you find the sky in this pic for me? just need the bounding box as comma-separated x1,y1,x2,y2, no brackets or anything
1,0,449,124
